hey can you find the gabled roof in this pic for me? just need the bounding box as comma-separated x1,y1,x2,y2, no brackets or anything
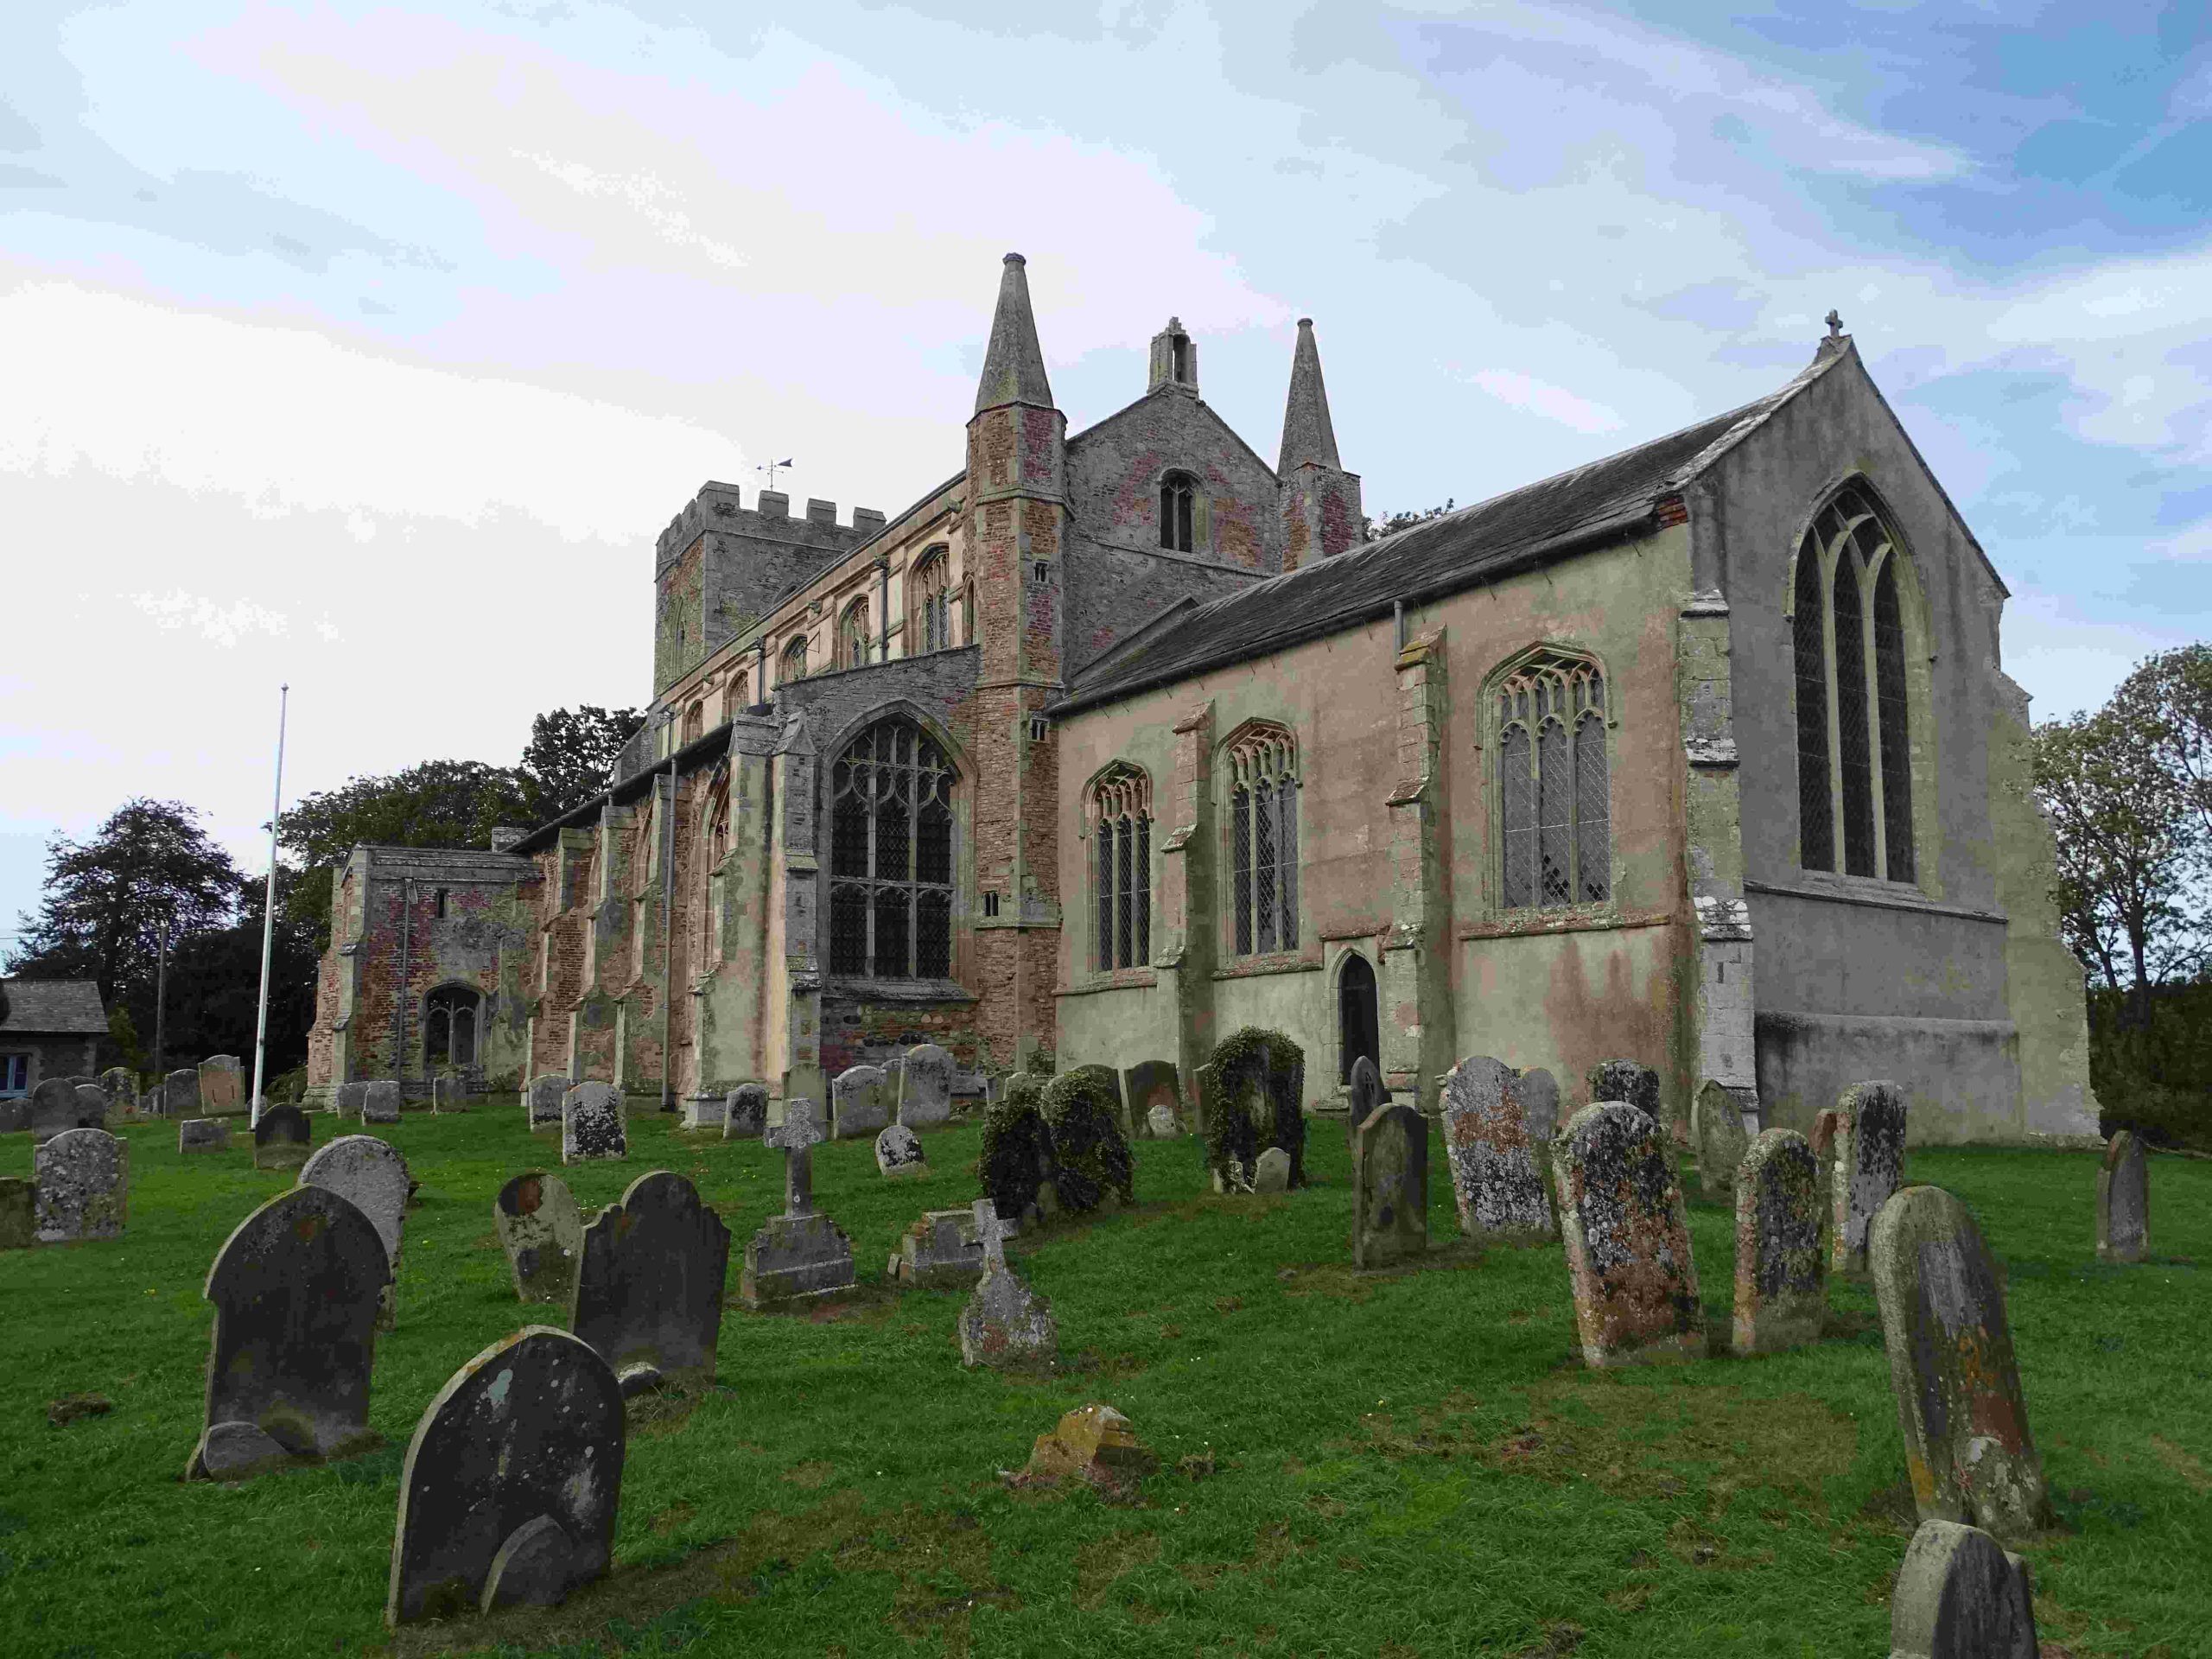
0,977,109,1035
1054,345,1848,715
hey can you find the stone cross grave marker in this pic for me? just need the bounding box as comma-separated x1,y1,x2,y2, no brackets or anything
386,1326,623,1627
830,1064,891,1141
572,1171,731,1394
562,1082,626,1164
2095,1131,2148,1264
524,1074,568,1127
741,1099,856,1306
1586,1058,1660,1122
200,1055,245,1116
1439,1055,1560,1243
1122,1060,1182,1137
770,1096,823,1215
958,1198,1058,1369
187,1184,388,1482
495,1171,585,1308
1691,1080,1752,1201
1552,1102,1705,1367
300,1135,411,1331
1870,1185,2055,1541
1732,1128,1826,1356
1834,1080,1908,1274
1351,1102,1427,1269
253,1105,313,1172
722,1083,768,1141
0,1177,34,1249
162,1067,200,1117
33,1128,127,1243
1887,1518,2040,1659
897,1043,955,1129
876,1122,928,1179
362,1080,402,1124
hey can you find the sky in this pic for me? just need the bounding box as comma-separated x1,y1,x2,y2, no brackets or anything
3,0,2208,940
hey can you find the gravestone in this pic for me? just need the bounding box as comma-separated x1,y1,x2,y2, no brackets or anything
1810,1108,1840,1241
362,1080,402,1123
187,1184,388,1481
723,1083,769,1141
1870,1185,2055,1540
1122,1060,1183,1135
300,1135,411,1331
99,1067,137,1114
524,1074,568,1127
1888,1518,2040,1659
680,1093,726,1132
572,1171,731,1394
30,1077,103,1141
495,1171,585,1307
2095,1131,2148,1264
1253,1146,1291,1194
1833,1080,1908,1274
253,1106,313,1171
876,1123,928,1179
562,1083,626,1164
200,1055,246,1116
162,1067,200,1117
0,1092,26,1134
1199,1029,1308,1191
958,1199,1058,1369
179,1117,231,1154
1552,1102,1704,1368
1586,1058,1661,1121
1692,1080,1753,1202
432,1073,468,1114
0,1177,34,1249
1351,1103,1428,1269
897,1043,956,1129
741,1099,856,1306
34,1128,127,1242
1732,1128,1827,1356
386,1326,624,1626
334,1080,368,1118
1438,1055,1560,1243
1146,1102,1178,1139
891,1208,986,1287
830,1065,891,1141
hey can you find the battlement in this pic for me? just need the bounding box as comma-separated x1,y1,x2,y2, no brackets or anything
656,480,887,570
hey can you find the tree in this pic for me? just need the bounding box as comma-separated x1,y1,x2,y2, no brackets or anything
1365,500,1456,542
2114,645,2212,845
520,704,646,820
156,868,320,1079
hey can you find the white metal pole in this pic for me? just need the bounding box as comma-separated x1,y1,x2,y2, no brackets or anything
249,683,289,1128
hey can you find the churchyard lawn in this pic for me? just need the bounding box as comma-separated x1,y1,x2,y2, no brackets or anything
2,1111,2206,1657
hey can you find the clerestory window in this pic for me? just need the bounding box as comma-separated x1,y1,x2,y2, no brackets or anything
1497,651,1611,909
1090,765,1152,971
829,721,956,980
779,636,809,684
912,549,951,653
1160,473,1197,553
840,601,870,671
1225,723,1299,955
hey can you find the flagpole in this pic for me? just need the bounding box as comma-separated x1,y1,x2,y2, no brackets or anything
250,683,289,1128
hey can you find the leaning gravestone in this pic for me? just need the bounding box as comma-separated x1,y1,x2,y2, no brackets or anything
179,1118,231,1154
1439,1055,1559,1243
186,1184,388,1481
1552,1102,1704,1367
897,1043,956,1129
99,1067,137,1114
891,1208,987,1287
876,1123,928,1179
495,1171,585,1308
386,1326,624,1626
1833,1080,1908,1274
958,1199,1058,1369
29,1077,101,1141
300,1135,411,1331
1870,1185,2056,1540
1351,1103,1428,1269
561,1082,626,1165
722,1083,769,1141
334,1080,367,1119
2095,1131,2148,1264
830,1064,891,1141
253,1105,313,1172
572,1171,731,1394
34,1128,128,1243
162,1066,200,1117
0,1178,34,1249
1888,1517,2040,1659
1692,1080,1753,1201
200,1055,246,1116
524,1074,568,1128
1732,1128,1826,1356
362,1080,401,1124
741,1099,856,1307
1122,1060,1183,1136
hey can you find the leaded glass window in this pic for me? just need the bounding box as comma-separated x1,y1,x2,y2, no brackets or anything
913,550,950,653
1225,725,1298,955
840,601,871,671
827,721,956,979
1091,765,1152,970
1160,474,1197,553
779,636,809,683
1496,653,1609,910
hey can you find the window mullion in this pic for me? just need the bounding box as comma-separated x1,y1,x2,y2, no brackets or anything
1821,539,1847,865
1861,554,1888,880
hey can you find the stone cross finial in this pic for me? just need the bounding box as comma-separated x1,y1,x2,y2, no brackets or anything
971,1198,1012,1274
766,1099,824,1217
1825,308,1843,338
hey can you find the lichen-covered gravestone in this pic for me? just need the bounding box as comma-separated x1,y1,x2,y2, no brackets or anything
1833,1080,1908,1274
876,1123,928,1179
1552,1102,1704,1367
300,1135,411,1332
722,1083,768,1141
1732,1128,1826,1356
34,1128,127,1243
572,1171,731,1394
1351,1103,1428,1268
1198,1028,1307,1192
495,1171,584,1307
1122,1060,1183,1136
523,1074,567,1127
1870,1185,2056,1541
253,1105,313,1171
386,1326,624,1627
200,1055,246,1116
334,1080,367,1118
2095,1131,2148,1264
830,1064,891,1141
162,1066,200,1117
1887,1518,2040,1659
99,1067,137,1114
362,1080,402,1124
1691,1080,1753,1201
562,1083,626,1164
1439,1055,1560,1243
29,1077,102,1141
187,1184,388,1482
179,1118,231,1154
0,1178,35,1249
741,1099,856,1306
1586,1058,1660,1122
897,1043,955,1129
891,1208,986,1287
958,1199,1058,1369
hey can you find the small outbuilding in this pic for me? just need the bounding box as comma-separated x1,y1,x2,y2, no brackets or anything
0,977,109,1101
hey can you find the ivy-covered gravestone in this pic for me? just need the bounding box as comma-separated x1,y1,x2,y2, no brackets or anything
976,1078,1055,1226
1040,1069,1134,1213
1197,1028,1306,1193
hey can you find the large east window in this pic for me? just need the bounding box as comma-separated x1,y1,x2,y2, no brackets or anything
829,721,956,980
1225,723,1299,955
1497,650,1611,909
1090,765,1152,970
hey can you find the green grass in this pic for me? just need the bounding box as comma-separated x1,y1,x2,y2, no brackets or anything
2,1109,2206,1658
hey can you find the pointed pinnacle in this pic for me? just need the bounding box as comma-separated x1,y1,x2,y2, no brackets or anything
1277,317,1342,475
974,252,1055,414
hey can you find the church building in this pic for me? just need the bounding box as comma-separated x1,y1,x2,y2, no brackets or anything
305,253,2097,1145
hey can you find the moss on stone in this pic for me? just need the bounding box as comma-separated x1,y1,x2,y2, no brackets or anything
1041,1070,1135,1213
1196,1027,1307,1191
976,1084,1052,1221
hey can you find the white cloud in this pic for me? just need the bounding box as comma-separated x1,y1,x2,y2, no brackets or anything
130,589,292,647
1472,368,1624,436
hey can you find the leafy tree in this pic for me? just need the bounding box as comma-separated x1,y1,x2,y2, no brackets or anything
520,703,646,819
1365,500,1456,542
2113,644,2212,844
155,868,320,1078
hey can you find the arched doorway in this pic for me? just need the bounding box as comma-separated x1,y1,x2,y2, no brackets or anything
1338,953,1379,1084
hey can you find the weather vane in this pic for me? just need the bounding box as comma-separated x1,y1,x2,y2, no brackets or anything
757,456,794,491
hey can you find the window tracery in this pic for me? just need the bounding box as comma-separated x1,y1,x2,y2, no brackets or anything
912,549,951,654
828,721,956,980
1224,724,1299,954
1496,651,1610,909
1090,765,1152,970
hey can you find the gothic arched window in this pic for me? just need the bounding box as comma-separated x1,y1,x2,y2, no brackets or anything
912,550,950,654
1224,723,1298,955
1497,651,1610,909
839,601,870,671
424,984,481,1070
1160,473,1197,553
1790,483,1916,881
779,636,809,684
828,721,957,981
1090,765,1152,970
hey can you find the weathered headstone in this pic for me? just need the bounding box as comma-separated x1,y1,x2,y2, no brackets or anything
99,1067,138,1114
1199,1028,1308,1191
0,1092,25,1134
34,1128,127,1242
572,1170,731,1394
1833,1080,1908,1274
300,1135,411,1330
1692,1080,1753,1202
741,1099,856,1306
253,1105,313,1171
1145,1102,1178,1139
896,1043,956,1129
1871,1185,2055,1540
29,1077,101,1141
722,1082,768,1141
891,1207,986,1287
1351,1103,1428,1268
1122,1060,1183,1136
432,1073,468,1114
1253,1146,1291,1194
387,1326,624,1626
495,1171,585,1307
75,1082,110,1128
1732,1128,1826,1356
680,1093,726,1132
179,1117,231,1154
958,1199,1058,1369
1552,1102,1704,1367
200,1054,246,1116
524,1074,568,1127
1888,1518,2040,1659
187,1184,388,1481
876,1122,928,1179
2094,1131,2148,1264
830,1064,891,1141
1586,1058,1661,1121
162,1066,200,1117
0,1178,35,1249
561,1082,626,1164
362,1079,401,1124
333,1080,367,1118
1438,1056,1559,1243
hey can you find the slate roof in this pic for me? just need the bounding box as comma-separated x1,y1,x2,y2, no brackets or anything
1055,346,1846,715
0,977,109,1035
